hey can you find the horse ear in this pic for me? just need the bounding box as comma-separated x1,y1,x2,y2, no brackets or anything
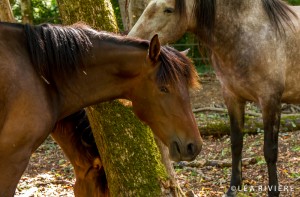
149,34,161,62
181,48,190,56
92,157,102,170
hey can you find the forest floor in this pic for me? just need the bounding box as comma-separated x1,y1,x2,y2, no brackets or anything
15,75,300,197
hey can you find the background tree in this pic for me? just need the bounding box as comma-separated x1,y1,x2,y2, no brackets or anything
127,0,150,29
288,0,300,5
57,0,181,196
11,0,60,24
0,0,15,22
117,0,150,31
20,0,33,23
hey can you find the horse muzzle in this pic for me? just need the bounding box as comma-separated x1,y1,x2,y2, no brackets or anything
169,140,202,162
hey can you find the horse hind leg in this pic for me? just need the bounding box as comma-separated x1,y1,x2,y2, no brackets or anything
223,90,246,197
260,95,281,197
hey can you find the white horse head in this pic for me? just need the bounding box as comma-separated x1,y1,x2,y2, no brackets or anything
128,0,195,44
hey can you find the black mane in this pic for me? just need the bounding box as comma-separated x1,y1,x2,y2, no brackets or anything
24,23,93,86
262,0,297,35
193,0,216,43
24,23,198,90
158,46,199,89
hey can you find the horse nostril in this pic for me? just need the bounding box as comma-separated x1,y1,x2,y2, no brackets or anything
187,143,196,155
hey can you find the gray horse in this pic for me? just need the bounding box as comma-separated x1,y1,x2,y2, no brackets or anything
129,0,300,196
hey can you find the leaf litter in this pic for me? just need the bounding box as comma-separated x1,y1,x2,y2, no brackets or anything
15,130,300,197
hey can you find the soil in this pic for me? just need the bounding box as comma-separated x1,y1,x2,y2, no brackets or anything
190,74,224,109
15,75,300,197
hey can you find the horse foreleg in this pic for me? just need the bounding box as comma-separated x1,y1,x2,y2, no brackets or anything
0,148,32,196
260,96,281,197
223,91,245,197
0,124,53,196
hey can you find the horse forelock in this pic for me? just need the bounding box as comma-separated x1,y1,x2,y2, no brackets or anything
24,23,93,86
158,46,200,90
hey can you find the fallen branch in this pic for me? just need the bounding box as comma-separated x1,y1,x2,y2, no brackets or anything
193,107,300,118
193,107,261,117
288,104,300,112
198,115,300,136
179,158,257,168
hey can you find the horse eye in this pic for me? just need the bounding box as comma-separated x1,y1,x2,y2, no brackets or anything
164,8,174,14
160,86,169,93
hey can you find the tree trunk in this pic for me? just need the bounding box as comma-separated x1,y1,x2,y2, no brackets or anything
87,102,174,196
57,0,118,32
0,0,15,22
118,0,150,31
118,0,130,31
124,1,182,195
57,1,181,196
20,0,33,23
127,0,150,29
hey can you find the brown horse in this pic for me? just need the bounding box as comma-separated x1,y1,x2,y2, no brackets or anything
51,110,109,197
129,0,300,196
0,22,202,196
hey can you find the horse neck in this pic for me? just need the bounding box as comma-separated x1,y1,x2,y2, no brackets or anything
57,38,147,119
199,0,268,49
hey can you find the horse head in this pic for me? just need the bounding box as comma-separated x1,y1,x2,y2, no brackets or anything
128,0,194,44
129,35,202,161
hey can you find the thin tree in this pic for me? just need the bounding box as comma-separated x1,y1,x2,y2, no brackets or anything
20,0,33,23
118,0,150,31
0,0,15,22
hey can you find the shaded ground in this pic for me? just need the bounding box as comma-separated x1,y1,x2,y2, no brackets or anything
16,75,300,197
190,74,224,109
15,139,74,197
177,131,300,197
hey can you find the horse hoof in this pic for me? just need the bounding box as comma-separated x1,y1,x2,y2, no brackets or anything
268,190,280,197
223,189,237,197
268,192,280,197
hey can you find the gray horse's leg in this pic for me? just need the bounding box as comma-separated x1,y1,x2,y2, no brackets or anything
223,90,245,197
260,95,281,197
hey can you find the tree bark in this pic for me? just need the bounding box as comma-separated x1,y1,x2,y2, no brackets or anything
20,0,33,23
118,0,150,31
57,0,118,32
87,102,173,196
57,1,181,196
127,0,150,29
124,1,183,195
0,0,15,22
118,0,130,31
